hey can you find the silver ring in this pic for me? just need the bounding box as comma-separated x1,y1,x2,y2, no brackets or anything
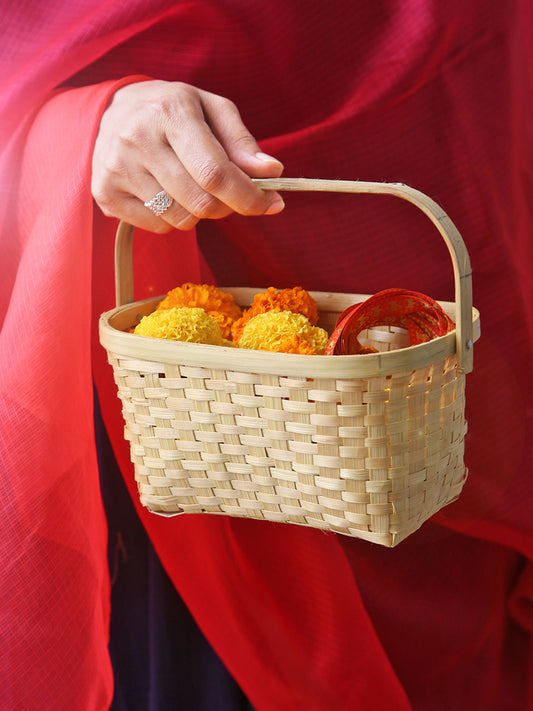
144,190,172,216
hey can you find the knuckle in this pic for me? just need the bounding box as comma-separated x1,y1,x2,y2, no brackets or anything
211,92,238,114
104,159,126,181
158,84,198,126
170,81,196,102
194,160,226,193
156,95,179,125
173,212,200,231
218,95,238,113
92,187,124,219
91,182,114,214
176,215,198,231
118,121,150,150
96,149,132,182
231,130,257,151
188,192,221,219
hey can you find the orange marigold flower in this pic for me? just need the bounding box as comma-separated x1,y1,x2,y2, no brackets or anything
231,286,318,343
157,283,242,340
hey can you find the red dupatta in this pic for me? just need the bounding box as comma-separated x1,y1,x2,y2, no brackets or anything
1,2,532,709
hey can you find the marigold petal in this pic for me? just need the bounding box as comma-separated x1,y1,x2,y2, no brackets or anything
134,306,234,346
238,311,328,354
157,283,241,339
231,286,318,343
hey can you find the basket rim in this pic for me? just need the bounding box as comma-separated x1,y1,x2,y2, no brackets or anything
99,290,480,378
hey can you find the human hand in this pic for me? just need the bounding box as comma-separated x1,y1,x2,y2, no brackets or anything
91,80,285,232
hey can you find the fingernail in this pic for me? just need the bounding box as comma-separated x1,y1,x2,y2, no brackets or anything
256,151,283,166
264,195,285,215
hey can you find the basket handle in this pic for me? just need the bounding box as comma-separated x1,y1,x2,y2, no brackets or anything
114,178,474,373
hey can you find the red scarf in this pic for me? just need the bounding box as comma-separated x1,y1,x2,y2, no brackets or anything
1,2,532,709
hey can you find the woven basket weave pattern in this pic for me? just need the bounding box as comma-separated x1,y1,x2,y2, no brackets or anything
109,329,467,547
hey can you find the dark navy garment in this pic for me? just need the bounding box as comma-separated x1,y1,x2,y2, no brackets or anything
94,390,253,711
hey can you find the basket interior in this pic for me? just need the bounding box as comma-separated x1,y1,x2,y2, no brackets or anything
111,287,415,354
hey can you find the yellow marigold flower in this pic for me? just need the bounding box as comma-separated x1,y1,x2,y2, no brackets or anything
157,283,242,340
238,311,328,355
232,286,318,343
134,307,234,346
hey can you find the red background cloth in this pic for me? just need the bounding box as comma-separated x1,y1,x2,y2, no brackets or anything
1,1,532,709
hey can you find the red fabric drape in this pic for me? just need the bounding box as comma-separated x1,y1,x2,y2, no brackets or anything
1,2,532,710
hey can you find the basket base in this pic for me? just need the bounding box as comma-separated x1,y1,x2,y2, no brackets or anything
138,469,467,548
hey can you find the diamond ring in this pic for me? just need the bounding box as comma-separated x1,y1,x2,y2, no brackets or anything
144,190,172,216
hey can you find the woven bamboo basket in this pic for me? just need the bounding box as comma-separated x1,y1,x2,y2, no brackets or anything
99,179,480,547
